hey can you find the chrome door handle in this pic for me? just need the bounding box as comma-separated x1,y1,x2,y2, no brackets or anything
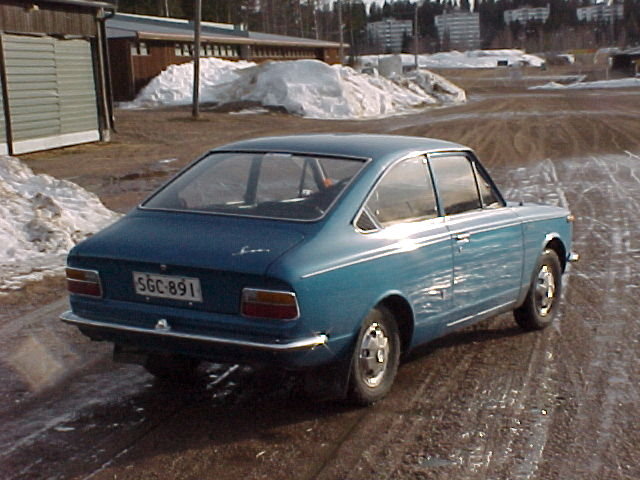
455,233,470,242
427,288,446,299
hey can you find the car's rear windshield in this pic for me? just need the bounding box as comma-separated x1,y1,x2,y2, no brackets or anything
142,152,366,221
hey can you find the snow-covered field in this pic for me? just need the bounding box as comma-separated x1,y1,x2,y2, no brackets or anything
0,156,119,293
362,49,545,70
530,77,640,90
123,58,466,119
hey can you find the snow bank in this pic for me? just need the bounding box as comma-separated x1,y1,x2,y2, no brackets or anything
225,60,465,119
0,156,120,292
530,78,640,90
124,58,466,119
363,49,545,69
123,57,254,108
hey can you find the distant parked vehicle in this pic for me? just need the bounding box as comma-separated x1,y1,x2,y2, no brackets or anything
61,134,577,405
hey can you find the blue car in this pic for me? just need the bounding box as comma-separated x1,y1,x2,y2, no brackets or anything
61,134,577,405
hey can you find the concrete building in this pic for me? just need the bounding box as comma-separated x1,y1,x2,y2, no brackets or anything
367,18,413,53
504,5,550,25
577,3,623,23
434,11,480,50
0,0,115,155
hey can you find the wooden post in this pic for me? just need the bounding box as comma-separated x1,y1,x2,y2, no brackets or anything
414,4,419,70
337,0,344,64
192,0,202,118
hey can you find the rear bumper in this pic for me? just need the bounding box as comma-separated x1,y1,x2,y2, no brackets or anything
60,310,328,353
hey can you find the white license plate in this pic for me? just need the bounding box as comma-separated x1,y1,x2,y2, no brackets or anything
133,272,202,302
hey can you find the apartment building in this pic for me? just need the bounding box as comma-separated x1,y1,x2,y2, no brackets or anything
367,18,413,53
504,5,551,25
434,11,481,50
577,3,624,23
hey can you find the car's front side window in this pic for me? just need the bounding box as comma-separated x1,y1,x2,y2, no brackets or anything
473,163,502,208
359,156,438,229
428,154,482,215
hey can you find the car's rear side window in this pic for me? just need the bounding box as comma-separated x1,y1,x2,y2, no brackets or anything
360,156,438,228
142,152,364,221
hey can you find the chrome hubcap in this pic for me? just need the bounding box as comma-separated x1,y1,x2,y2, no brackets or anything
535,265,555,316
358,322,389,388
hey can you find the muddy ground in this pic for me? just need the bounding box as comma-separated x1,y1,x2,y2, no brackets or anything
1,66,639,479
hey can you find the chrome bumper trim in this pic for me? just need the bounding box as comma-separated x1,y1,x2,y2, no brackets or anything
60,311,328,352
568,252,580,263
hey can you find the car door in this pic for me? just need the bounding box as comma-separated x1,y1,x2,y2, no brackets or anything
355,155,453,343
428,153,524,326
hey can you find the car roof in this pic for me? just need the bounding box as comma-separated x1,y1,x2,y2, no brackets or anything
210,134,469,163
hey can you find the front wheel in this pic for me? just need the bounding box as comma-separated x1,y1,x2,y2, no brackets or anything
514,249,562,330
347,305,400,406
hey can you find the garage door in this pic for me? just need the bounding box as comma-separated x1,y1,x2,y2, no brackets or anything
2,34,99,154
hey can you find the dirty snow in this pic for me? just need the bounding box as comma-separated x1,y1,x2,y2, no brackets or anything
529,77,640,90
362,49,545,70
0,156,120,293
123,58,466,119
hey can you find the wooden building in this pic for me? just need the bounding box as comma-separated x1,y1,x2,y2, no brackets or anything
611,47,640,77
0,0,115,155
107,13,344,102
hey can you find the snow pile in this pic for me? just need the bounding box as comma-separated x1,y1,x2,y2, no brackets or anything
225,60,465,119
363,49,545,69
0,156,120,292
124,58,466,119
124,57,255,108
530,77,640,90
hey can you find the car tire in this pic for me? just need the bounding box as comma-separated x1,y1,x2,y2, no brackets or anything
144,353,201,382
347,305,401,406
514,248,562,331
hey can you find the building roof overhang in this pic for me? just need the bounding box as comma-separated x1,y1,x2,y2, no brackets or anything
36,0,116,10
107,12,344,49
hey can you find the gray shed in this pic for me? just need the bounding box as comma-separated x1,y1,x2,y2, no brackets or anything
0,0,115,155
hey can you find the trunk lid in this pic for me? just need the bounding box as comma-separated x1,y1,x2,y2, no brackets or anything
69,210,306,314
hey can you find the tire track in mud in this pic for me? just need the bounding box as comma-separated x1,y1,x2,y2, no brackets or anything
550,153,640,480
307,339,482,480
309,318,562,480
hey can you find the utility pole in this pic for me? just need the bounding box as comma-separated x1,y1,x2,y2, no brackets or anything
192,0,201,118
337,0,344,63
414,3,419,70
157,0,169,16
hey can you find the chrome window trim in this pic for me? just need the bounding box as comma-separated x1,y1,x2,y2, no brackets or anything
352,149,463,233
426,150,507,214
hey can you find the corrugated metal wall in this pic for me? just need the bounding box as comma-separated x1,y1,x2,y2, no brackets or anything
55,38,99,136
2,34,99,154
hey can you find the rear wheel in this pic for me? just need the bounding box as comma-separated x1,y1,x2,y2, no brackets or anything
144,353,201,382
347,305,400,406
514,249,562,330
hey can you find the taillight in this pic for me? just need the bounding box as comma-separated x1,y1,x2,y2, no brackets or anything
66,267,102,297
241,288,299,320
